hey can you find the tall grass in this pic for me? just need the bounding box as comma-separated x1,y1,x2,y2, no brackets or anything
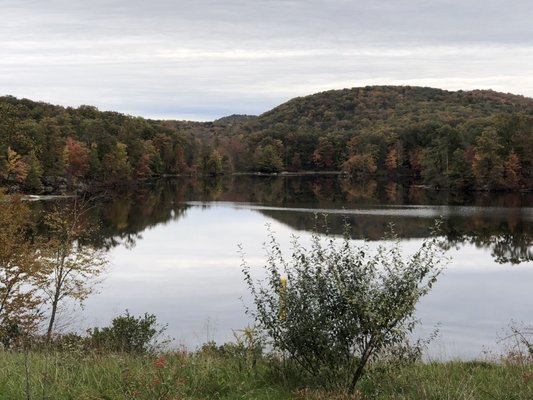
1,350,532,399
360,360,533,399
0,349,293,400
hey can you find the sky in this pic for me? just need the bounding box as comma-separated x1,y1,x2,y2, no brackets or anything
1,0,532,120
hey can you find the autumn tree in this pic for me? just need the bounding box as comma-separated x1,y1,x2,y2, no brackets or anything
504,150,522,189
0,190,42,341
312,137,335,169
385,148,398,170
134,140,158,179
5,147,29,183
63,137,90,179
342,154,377,176
38,199,107,339
408,147,424,173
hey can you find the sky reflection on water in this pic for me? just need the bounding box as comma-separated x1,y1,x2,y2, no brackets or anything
80,202,533,359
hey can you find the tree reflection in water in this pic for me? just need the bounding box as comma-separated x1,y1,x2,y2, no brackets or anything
30,175,533,265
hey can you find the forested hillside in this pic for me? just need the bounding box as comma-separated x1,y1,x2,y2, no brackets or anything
237,86,533,189
0,96,218,191
1,86,533,192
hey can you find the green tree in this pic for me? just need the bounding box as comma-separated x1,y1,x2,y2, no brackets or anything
448,149,474,191
255,144,284,173
40,117,66,176
24,151,44,190
206,149,223,176
242,222,446,393
420,125,463,188
472,128,504,189
87,144,102,179
102,142,133,182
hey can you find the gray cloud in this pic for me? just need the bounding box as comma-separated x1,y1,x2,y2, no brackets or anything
1,0,532,119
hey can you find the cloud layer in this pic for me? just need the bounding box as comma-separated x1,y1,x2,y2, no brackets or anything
1,0,532,120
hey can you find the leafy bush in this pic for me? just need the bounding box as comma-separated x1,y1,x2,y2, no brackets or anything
242,220,447,393
88,311,166,354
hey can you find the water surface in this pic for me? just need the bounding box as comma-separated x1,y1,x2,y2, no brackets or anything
38,176,533,359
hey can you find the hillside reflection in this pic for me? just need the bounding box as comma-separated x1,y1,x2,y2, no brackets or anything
32,176,533,264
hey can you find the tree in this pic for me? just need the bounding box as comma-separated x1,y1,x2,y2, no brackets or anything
6,147,29,183
312,137,335,169
342,154,377,176
0,190,42,339
38,199,107,339
242,222,446,393
206,149,223,176
102,142,132,182
420,125,464,188
255,144,284,173
87,144,102,179
24,151,44,190
448,148,474,191
504,150,522,189
472,128,504,189
385,148,398,170
63,137,89,179
40,117,67,176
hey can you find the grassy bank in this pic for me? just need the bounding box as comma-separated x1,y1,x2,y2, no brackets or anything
1,350,532,399
0,349,291,400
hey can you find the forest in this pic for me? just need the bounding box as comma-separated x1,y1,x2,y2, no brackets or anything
1,85,532,192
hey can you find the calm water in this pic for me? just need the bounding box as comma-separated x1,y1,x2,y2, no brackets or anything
37,176,533,359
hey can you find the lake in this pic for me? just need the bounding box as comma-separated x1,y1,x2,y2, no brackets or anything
34,175,533,359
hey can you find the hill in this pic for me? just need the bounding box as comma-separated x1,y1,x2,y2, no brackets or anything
1,86,532,192
253,86,533,133
231,86,533,189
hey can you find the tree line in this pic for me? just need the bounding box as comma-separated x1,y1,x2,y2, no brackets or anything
1,86,533,192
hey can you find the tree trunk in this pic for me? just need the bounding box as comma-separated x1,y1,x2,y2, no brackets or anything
348,345,373,394
46,293,60,340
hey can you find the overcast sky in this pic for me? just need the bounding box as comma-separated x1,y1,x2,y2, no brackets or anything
1,0,532,120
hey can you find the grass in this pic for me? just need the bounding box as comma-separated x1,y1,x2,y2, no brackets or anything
0,349,292,399
1,350,533,399
360,361,533,399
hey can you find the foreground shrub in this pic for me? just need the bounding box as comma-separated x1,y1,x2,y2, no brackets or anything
88,311,166,353
242,220,447,393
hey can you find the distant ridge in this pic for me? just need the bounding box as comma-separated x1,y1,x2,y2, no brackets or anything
214,114,258,125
